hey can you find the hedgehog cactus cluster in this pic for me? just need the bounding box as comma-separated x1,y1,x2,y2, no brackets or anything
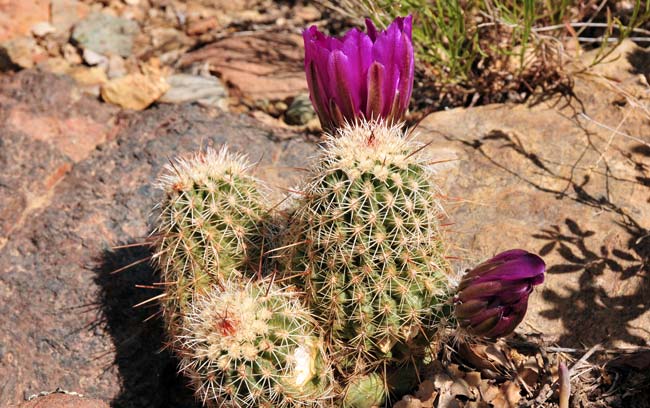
154,149,333,407
148,15,546,408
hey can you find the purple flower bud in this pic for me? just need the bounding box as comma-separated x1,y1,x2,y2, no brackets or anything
303,16,415,132
455,249,545,339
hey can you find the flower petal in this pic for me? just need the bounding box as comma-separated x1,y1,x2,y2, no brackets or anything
468,308,501,335
306,60,332,130
365,18,379,42
366,61,385,119
473,253,546,284
455,299,488,319
327,50,358,122
483,312,523,339
457,280,504,302
396,29,414,114
341,29,373,116
371,25,401,115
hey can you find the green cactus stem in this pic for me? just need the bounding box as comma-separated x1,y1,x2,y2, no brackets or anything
178,280,333,408
283,121,453,378
152,147,268,339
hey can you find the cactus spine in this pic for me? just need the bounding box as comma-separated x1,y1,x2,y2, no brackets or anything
179,280,333,407
284,121,452,380
153,147,268,339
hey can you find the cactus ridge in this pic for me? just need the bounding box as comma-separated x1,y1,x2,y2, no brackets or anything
178,281,333,408
153,147,268,338
285,121,452,375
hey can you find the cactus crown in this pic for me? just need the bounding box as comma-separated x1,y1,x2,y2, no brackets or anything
179,281,332,408
156,147,252,191
285,121,452,378
323,121,425,171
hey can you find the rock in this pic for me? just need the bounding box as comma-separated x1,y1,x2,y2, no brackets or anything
191,0,259,13
250,110,292,129
159,74,228,109
72,13,139,57
185,16,220,36
61,43,82,65
120,4,146,22
3,72,117,163
31,22,56,38
50,0,90,34
106,54,127,79
0,36,47,69
37,57,71,75
285,93,315,125
417,55,650,348
146,27,193,53
179,32,307,101
0,70,117,253
101,72,170,110
68,66,108,86
0,0,50,42
582,39,650,100
82,49,108,67
18,393,108,408
0,69,313,407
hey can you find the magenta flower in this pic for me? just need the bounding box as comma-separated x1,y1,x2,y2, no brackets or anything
303,16,415,132
455,249,545,339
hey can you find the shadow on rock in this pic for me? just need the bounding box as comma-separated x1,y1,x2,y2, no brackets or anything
94,244,199,408
628,47,650,79
534,218,650,347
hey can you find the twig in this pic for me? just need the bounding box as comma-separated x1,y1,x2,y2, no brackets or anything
578,113,650,148
534,22,650,36
568,344,601,377
576,36,650,43
592,108,632,169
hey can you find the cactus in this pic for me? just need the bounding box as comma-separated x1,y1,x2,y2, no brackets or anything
342,363,422,408
178,280,333,408
282,121,453,379
152,147,268,339
343,373,386,408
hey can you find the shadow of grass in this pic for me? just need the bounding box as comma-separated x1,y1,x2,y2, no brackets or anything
628,47,650,80
535,218,650,347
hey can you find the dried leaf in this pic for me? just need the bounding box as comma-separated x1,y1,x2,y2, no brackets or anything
457,340,511,375
490,381,521,408
479,380,500,402
450,378,472,399
393,395,423,408
465,371,482,388
414,380,438,408
434,372,454,392
508,348,527,367
517,357,540,389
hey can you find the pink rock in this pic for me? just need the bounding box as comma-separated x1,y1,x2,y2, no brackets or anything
180,32,307,101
